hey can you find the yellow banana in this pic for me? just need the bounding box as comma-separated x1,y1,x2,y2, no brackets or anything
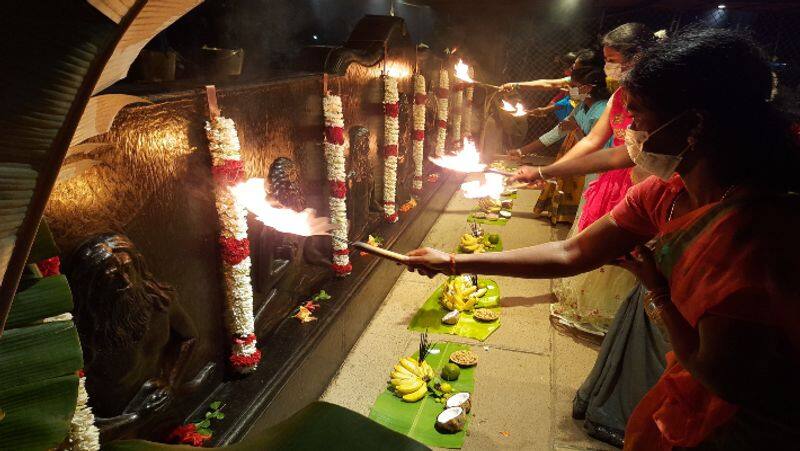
402,383,428,402
462,285,477,297
401,358,425,378
395,379,424,395
394,364,414,377
391,371,416,381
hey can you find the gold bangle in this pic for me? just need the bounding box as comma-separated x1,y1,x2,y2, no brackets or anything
537,166,546,179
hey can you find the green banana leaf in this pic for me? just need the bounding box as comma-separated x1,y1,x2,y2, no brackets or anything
369,342,475,449
104,401,430,451
466,212,509,226
408,279,501,341
6,275,73,329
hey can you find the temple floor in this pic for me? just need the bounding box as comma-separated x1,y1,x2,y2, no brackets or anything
322,179,616,450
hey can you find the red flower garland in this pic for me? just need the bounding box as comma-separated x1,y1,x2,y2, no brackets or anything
230,348,263,369
36,256,61,277
218,236,250,266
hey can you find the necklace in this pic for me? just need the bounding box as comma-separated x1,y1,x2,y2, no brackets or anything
668,185,737,222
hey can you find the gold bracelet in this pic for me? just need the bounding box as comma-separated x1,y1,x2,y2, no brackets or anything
644,289,669,321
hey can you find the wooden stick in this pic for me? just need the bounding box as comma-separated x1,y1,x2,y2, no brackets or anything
205,85,220,119
351,241,410,263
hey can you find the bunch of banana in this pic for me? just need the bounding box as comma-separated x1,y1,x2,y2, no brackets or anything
439,275,488,311
459,233,486,253
389,357,436,402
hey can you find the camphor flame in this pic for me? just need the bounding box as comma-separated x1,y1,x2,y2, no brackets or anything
501,99,527,117
454,59,475,84
231,178,333,236
429,138,486,173
461,173,506,199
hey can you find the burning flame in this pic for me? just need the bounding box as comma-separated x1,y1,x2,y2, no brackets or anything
385,65,411,79
461,173,506,199
501,99,527,117
231,178,332,236
454,59,475,84
429,138,486,173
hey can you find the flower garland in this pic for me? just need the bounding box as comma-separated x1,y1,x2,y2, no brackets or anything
322,94,352,276
435,69,449,157
66,372,100,451
383,75,400,223
205,116,261,374
451,83,463,148
412,74,426,195
463,86,474,139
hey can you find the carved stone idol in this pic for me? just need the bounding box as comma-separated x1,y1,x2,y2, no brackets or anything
65,233,199,430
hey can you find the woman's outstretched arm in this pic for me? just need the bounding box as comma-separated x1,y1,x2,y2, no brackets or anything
406,216,647,279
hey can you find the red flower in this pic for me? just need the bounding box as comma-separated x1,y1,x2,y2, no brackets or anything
218,236,250,266
437,120,448,129
333,248,350,256
414,93,427,105
325,126,345,145
329,181,347,199
303,301,320,312
36,256,61,277
76,369,85,378
332,263,352,276
230,349,262,369
212,159,245,186
384,102,400,118
412,130,424,141
168,423,212,447
384,145,398,157
385,213,399,223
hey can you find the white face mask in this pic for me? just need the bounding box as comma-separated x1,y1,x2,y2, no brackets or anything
568,86,588,102
604,62,624,81
625,113,692,181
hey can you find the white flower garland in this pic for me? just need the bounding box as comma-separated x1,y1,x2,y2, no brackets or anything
435,69,449,156
463,86,474,139
412,74,426,193
66,376,100,451
383,75,400,222
451,85,463,147
322,94,351,276
205,116,260,374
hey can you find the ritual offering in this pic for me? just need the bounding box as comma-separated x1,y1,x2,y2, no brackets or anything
446,392,472,413
458,232,502,254
441,310,460,325
441,363,461,381
499,210,512,219
449,349,479,367
500,198,513,209
388,334,436,402
439,274,487,311
473,308,500,322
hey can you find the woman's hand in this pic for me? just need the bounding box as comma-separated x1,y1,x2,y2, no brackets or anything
613,245,669,292
508,165,542,183
405,247,451,278
527,107,551,118
506,148,523,159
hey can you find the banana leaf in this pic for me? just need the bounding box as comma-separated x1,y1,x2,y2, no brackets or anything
0,375,79,450
6,275,73,329
408,280,501,341
466,211,509,226
104,402,430,451
369,342,475,449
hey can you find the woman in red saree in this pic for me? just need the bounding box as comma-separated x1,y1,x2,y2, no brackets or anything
405,27,800,449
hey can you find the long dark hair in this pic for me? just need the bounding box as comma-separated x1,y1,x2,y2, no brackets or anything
571,65,610,101
602,23,656,60
623,26,800,192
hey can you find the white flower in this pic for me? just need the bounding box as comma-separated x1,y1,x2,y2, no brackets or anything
206,117,243,166
452,89,463,143
65,377,100,451
323,94,350,271
383,76,400,218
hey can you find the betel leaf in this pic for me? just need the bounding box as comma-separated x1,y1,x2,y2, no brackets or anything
209,401,221,410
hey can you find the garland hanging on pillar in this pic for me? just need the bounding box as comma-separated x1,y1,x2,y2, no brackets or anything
451,83,463,147
412,74,426,195
383,75,400,223
435,69,449,156
463,85,474,139
205,115,261,374
322,93,352,276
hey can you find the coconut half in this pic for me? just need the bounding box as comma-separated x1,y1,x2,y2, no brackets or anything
435,406,466,433
499,210,512,219
442,309,460,325
446,392,472,413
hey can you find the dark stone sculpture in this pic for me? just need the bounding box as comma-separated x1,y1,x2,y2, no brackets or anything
65,233,201,431
268,157,305,212
347,125,377,239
